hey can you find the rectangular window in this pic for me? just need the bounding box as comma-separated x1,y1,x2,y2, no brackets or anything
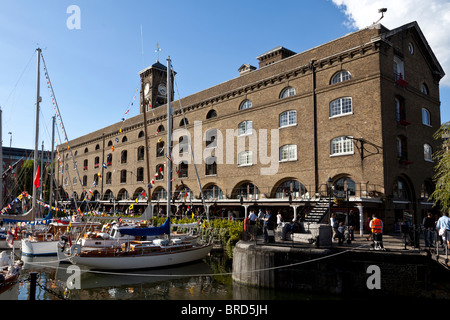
330,97,352,118
238,151,253,166
279,145,297,161
279,110,297,128
238,121,253,136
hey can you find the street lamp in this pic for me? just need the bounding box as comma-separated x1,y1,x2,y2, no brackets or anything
327,177,333,219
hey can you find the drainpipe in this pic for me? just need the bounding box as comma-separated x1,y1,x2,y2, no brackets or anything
310,60,319,193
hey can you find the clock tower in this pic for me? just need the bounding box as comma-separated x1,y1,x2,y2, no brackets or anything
139,60,174,113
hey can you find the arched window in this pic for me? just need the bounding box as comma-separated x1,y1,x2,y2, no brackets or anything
205,129,217,148
120,170,127,183
279,87,296,99
157,124,165,133
395,96,406,122
422,108,431,126
397,135,408,161
178,161,188,178
203,184,225,200
239,99,252,110
82,175,87,187
393,177,410,200
152,187,167,200
179,135,189,154
122,136,128,143
179,118,189,126
233,182,259,199
333,177,356,196
274,180,307,198
156,140,164,157
107,140,113,147
106,153,112,166
421,83,429,95
117,189,129,200
95,144,100,150
330,97,352,117
136,167,144,182
330,70,351,84
138,131,145,138
106,172,112,185
83,159,88,170
206,109,217,119
136,146,144,161
155,164,164,180
84,148,88,153
94,156,100,168
121,150,128,163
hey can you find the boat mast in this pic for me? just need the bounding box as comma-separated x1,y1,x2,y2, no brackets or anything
166,57,172,227
32,48,41,221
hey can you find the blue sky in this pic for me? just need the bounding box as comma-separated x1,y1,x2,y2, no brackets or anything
0,0,449,151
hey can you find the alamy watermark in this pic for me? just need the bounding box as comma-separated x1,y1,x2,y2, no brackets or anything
66,5,81,30
366,265,381,290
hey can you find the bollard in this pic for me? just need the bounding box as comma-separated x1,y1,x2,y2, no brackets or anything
29,272,39,301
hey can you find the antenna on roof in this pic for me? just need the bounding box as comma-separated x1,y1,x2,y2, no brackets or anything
373,8,387,25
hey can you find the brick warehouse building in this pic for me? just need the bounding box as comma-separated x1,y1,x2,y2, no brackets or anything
57,21,444,233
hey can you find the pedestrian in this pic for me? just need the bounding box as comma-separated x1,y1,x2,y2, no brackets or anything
422,210,435,247
330,213,338,242
337,222,345,245
276,210,283,228
262,209,274,243
347,210,356,241
249,209,258,241
369,214,384,249
436,212,450,248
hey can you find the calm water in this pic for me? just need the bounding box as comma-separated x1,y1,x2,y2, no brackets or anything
0,250,328,301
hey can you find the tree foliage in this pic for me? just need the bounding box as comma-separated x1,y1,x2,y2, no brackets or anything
430,122,450,213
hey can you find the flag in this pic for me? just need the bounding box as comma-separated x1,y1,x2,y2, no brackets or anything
102,163,107,169
142,190,146,197
34,166,41,188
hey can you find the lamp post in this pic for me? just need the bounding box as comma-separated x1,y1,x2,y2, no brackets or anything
327,177,333,220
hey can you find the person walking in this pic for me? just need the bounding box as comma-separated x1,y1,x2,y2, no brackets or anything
436,212,450,249
262,209,274,243
369,214,384,249
249,209,258,241
422,211,435,247
330,213,338,242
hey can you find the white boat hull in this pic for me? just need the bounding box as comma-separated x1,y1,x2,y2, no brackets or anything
21,239,59,256
69,244,212,270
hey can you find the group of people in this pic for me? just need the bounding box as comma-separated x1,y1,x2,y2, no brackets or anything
248,208,284,243
423,210,450,249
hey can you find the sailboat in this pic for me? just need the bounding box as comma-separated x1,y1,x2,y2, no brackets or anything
68,57,212,270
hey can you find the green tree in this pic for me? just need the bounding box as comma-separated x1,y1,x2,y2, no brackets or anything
430,122,450,213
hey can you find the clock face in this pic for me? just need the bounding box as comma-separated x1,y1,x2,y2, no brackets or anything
144,83,150,97
158,83,167,95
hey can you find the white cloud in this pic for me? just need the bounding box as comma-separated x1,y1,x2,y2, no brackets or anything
331,0,450,86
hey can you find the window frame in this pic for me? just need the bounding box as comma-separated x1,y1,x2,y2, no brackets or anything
238,150,253,166
422,108,431,126
279,144,297,162
279,110,297,128
330,70,352,85
424,144,433,162
330,136,354,157
238,120,253,136
239,99,252,110
279,87,296,99
329,97,353,118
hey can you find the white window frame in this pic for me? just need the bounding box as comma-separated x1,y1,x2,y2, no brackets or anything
330,70,351,84
279,110,297,128
280,87,296,99
238,151,253,166
330,136,354,156
238,120,253,136
239,99,252,110
279,144,297,162
329,97,352,118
